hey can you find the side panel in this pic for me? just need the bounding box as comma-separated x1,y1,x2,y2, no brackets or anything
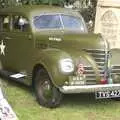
110,49,120,83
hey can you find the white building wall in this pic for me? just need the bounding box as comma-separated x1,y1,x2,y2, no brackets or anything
94,0,120,48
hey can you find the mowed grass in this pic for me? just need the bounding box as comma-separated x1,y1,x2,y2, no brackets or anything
1,78,120,120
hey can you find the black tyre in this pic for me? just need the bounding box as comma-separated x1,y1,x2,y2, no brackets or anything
34,68,62,108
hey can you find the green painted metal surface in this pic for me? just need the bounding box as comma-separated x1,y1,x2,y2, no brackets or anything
0,5,119,87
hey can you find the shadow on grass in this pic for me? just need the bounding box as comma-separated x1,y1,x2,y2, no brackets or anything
1,78,116,108
62,93,114,108
1,77,32,93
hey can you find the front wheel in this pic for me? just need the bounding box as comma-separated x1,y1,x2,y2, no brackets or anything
34,68,62,108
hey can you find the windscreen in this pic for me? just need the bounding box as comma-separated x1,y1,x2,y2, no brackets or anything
61,15,85,31
33,14,86,32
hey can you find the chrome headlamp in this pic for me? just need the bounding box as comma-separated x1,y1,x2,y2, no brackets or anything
59,58,74,73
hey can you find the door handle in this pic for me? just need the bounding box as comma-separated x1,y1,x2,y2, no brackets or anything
5,37,12,40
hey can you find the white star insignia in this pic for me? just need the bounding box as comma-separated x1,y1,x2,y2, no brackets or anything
0,40,6,56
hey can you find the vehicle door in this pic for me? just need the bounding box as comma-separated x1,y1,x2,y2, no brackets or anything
33,14,64,49
0,14,11,68
4,14,34,72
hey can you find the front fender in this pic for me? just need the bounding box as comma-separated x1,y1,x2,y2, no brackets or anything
35,48,71,87
110,48,120,65
72,50,100,82
35,48,100,87
109,49,120,83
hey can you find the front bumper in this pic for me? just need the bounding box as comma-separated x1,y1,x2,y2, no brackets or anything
59,84,120,94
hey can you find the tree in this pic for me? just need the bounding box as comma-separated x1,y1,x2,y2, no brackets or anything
0,0,17,8
0,0,66,8
0,0,97,32
79,0,97,32
20,0,64,5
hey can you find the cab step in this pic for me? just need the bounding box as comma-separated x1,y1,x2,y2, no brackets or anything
0,69,26,83
10,73,26,79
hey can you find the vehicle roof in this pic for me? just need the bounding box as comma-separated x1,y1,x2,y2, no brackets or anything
0,5,80,17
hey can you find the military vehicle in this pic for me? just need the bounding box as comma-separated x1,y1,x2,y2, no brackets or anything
0,5,120,108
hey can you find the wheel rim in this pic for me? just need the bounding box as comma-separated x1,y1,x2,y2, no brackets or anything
37,77,53,101
42,80,53,99
35,69,62,107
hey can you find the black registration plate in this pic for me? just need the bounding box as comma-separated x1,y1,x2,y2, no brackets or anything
96,90,120,99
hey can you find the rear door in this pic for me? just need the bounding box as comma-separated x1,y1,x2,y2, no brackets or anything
3,14,34,72
33,14,64,49
0,14,11,68
9,14,34,72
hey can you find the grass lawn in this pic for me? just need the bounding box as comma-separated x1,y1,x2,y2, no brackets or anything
1,78,120,120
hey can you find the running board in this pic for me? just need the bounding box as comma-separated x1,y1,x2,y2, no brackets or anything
10,73,26,79
0,69,26,83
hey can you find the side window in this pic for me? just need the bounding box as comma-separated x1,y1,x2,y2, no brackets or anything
13,15,29,32
0,15,10,31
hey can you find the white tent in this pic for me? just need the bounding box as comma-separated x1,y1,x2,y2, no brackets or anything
0,88,18,120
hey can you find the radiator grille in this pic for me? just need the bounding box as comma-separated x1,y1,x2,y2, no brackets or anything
111,65,120,75
84,49,106,85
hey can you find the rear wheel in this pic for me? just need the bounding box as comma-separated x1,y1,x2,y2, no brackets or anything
34,68,62,108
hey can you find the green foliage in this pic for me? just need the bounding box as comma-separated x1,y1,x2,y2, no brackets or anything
80,0,97,32
80,0,97,22
21,0,65,5
0,0,66,8
0,0,97,32
0,0,16,8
